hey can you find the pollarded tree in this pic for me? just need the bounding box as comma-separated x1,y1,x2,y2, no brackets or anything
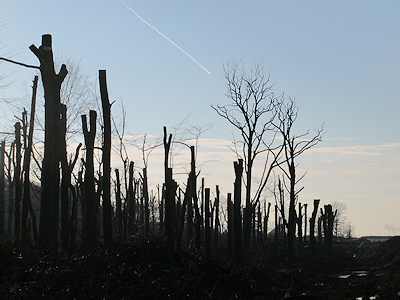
30,35,68,251
212,59,282,253
273,96,323,267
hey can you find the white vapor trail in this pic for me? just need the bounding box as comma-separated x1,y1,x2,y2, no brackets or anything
121,1,211,75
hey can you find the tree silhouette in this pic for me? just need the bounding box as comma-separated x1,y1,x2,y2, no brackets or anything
212,59,282,255
30,34,68,251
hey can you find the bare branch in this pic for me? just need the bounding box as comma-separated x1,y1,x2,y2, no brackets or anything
0,56,40,69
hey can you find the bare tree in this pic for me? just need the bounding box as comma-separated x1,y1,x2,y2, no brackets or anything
344,222,354,238
273,97,323,267
332,201,348,237
384,224,400,236
212,59,282,253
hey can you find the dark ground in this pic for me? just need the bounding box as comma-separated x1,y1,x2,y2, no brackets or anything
1,237,399,299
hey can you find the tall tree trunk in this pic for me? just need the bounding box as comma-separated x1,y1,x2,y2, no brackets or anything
297,202,303,248
213,185,219,251
30,35,68,251
82,110,97,249
227,193,233,261
233,159,243,267
21,76,38,252
325,204,333,256
99,70,113,248
244,150,253,255
163,127,176,252
287,159,296,268
142,168,149,237
204,187,211,260
115,169,123,243
177,173,192,250
187,146,195,244
309,199,319,256
0,140,4,242
14,122,22,250
60,104,70,250
274,204,278,253
7,142,15,241
128,161,135,236
193,184,202,251
68,143,82,253
304,203,307,244
264,202,271,243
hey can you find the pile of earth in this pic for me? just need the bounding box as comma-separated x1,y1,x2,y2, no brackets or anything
364,236,400,292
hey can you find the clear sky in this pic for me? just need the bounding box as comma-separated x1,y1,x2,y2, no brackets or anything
1,1,399,237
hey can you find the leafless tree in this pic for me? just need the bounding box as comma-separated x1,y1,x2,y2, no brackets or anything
332,201,348,237
212,59,283,253
383,224,400,236
273,96,323,267
344,222,355,238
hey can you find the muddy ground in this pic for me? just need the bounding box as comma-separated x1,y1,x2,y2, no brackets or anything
0,237,399,299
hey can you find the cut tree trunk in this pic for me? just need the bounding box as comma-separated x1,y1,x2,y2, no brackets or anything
99,70,113,248
233,159,243,267
21,76,39,252
82,110,97,249
30,35,68,251
309,199,319,256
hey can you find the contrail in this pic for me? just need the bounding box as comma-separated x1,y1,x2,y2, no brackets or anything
121,1,211,75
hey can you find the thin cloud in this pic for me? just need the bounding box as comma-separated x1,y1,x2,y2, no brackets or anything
121,1,211,75
307,143,400,156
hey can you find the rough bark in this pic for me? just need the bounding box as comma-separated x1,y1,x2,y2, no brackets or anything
213,185,219,250
60,104,70,250
309,199,320,256
115,169,123,243
187,146,195,244
0,140,4,242
264,202,271,243
233,159,243,267
128,161,135,236
14,122,22,250
227,193,233,261
204,187,211,260
287,160,296,268
99,70,113,248
82,110,97,249
163,127,176,252
21,76,39,251
297,202,303,248
30,35,68,251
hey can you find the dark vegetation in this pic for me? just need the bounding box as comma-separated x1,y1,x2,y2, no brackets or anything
1,237,400,299
0,35,398,299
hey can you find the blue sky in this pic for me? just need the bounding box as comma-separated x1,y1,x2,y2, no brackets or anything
1,1,399,236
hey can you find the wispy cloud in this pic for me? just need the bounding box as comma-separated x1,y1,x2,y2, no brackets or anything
306,143,400,156
121,1,211,75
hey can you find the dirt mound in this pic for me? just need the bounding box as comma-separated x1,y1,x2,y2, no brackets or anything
367,236,400,271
